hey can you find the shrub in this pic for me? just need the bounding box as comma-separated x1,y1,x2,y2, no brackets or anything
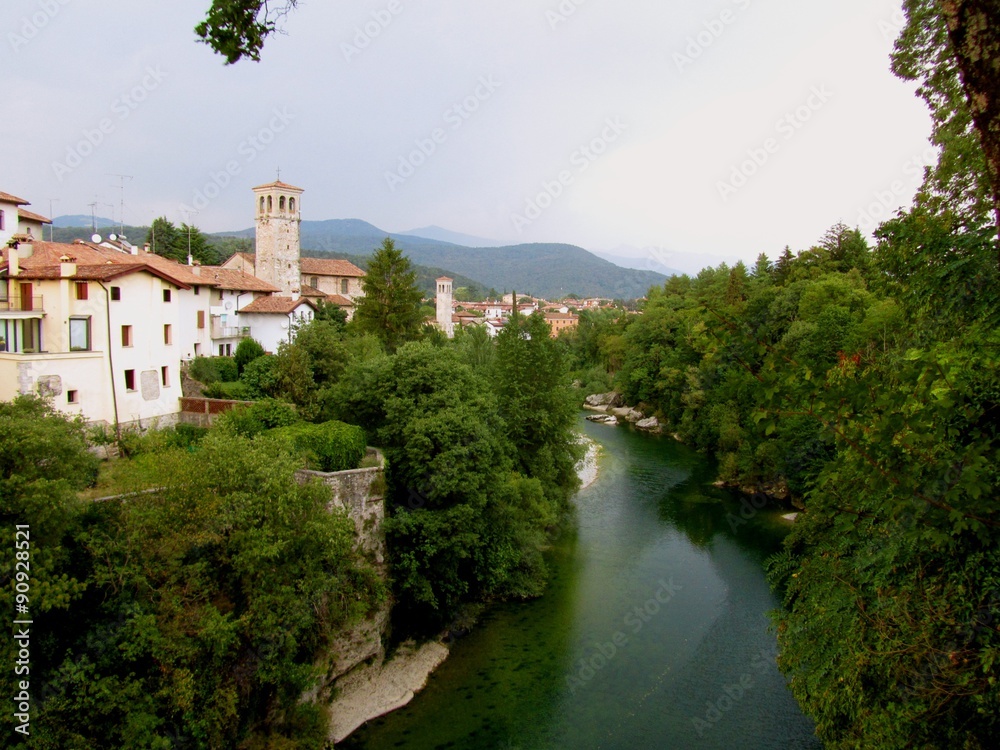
203,381,250,400
234,337,266,376
241,355,280,399
189,356,238,385
216,399,300,439
267,420,366,472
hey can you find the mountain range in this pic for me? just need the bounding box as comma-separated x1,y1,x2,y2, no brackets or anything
51,216,677,300
222,219,673,299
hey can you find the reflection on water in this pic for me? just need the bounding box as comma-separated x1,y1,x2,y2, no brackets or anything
343,418,821,749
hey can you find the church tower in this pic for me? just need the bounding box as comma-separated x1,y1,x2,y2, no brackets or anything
253,179,303,297
436,276,454,338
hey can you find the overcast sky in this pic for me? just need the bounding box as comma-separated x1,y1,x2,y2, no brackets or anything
3,0,934,273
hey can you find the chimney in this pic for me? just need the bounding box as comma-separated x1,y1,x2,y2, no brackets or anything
143,243,151,254
187,254,193,266
191,264,201,277
7,250,18,277
59,255,77,278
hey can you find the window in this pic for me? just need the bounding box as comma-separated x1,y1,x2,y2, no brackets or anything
225,343,232,356
259,196,265,214
161,367,169,387
110,286,121,301
75,282,89,300
267,195,273,212
193,285,200,296
218,290,224,301
310,276,318,288
197,310,205,329
163,324,172,345
194,343,201,356
19,282,33,311
341,278,349,295
289,197,295,212
22,319,40,353
67,390,78,404
121,325,133,347
162,288,172,302
279,196,286,211
0,209,4,230
69,317,90,351
219,344,225,357
124,369,136,391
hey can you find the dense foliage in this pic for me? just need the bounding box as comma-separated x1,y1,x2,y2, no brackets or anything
1,398,384,748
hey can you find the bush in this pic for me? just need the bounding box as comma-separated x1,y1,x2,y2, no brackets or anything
267,420,367,472
189,356,238,385
216,399,301,439
234,337,266,376
241,355,280,399
203,381,250,400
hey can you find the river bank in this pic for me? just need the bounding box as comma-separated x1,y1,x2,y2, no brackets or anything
328,430,603,744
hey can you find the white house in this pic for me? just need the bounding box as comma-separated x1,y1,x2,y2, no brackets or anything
237,295,317,353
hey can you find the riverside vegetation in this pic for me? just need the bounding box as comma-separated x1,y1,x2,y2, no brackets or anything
554,4,1000,746
0,239,582,748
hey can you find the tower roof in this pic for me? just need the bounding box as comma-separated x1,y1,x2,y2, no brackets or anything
252,180,304,192
436,276,453,282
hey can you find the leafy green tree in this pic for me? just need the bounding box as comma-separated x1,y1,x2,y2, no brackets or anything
196,0,298,64
352,238,425,353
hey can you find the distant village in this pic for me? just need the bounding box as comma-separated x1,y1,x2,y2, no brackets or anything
0,180,618,430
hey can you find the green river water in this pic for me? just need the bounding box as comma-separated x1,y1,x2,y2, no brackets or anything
342,418,822,749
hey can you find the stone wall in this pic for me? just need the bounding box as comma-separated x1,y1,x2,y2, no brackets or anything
178,396,254,427
295,448,386,566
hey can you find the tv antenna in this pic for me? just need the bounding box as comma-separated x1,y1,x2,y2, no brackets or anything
106,173,133,237
47,198,59,241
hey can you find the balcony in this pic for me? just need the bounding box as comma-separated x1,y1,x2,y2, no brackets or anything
0,295,44,315
211,317,251,339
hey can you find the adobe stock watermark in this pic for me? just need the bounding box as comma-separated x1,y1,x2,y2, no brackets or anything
509,116,627,233
51,66,168,183
716,85,834,202
855,146,937,234
878,6,907,42
546,0,590,30
8,0,72,52
565,577,682,694
384,75,503,192
178,107,295,214
673,0,753,71
691,646,774,736
341,0,404,63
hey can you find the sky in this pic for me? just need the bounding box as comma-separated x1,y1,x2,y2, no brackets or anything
3,0,935,275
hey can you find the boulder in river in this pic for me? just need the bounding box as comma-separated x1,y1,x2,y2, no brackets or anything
584,392,624,408
586,414,619,425
636,416,661,432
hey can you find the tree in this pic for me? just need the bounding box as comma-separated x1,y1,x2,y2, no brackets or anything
146,216,181,259
233,336,265,376
937,0,1000,244
352,238,425,353
196,0,299,64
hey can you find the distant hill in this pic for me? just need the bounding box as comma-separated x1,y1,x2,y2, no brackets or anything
221,219,668,299
398,225,504,248
53,214,116,229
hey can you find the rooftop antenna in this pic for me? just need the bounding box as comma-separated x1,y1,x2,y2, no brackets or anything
87,201,98,233
181,209,199,264
107,173,133,238
47,198,59,241
276,166,281,182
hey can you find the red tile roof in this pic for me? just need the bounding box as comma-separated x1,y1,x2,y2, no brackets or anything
325,294,353,306
239,296,316,314
198,266,279,292
253,180,304,192
0,191,30,205
18,209,51,224
300,257,366,277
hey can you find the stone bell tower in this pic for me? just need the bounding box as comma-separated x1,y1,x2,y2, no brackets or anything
436,276,454,338
253,179,303,297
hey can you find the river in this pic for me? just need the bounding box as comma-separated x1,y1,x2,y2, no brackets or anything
342,417,822,749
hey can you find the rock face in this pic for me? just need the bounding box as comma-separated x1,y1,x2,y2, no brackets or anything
584,392,624,408
636,416,661,432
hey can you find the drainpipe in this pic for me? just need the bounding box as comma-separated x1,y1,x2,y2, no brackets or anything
96,281,121,440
